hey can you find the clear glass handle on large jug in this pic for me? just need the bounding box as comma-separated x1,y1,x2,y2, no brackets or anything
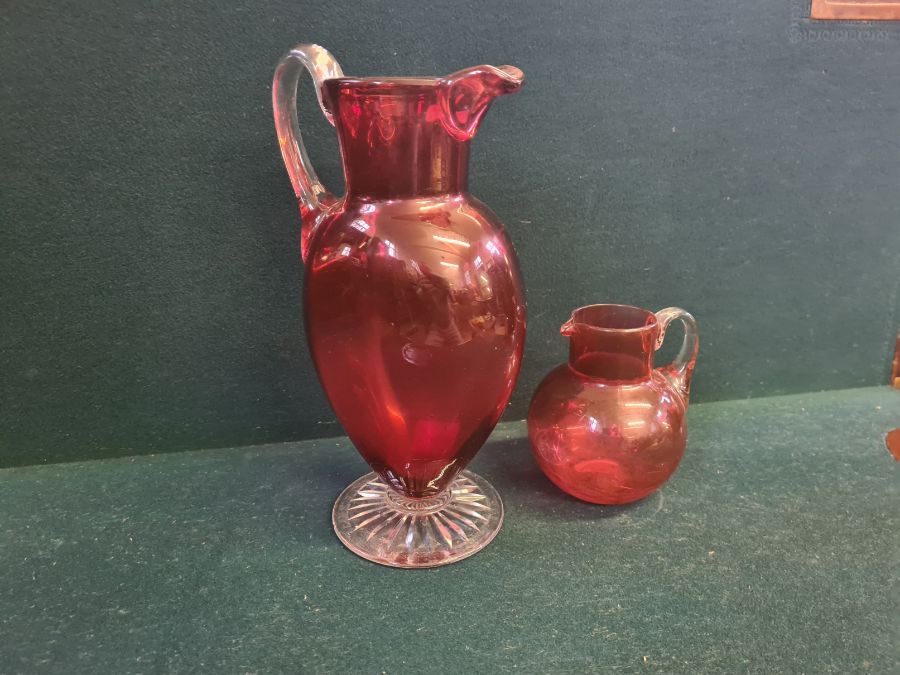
273,44,526,567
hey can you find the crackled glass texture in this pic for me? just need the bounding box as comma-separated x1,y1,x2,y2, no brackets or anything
528,304,699,505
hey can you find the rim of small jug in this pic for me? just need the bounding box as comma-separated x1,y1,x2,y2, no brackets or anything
561,303,659,336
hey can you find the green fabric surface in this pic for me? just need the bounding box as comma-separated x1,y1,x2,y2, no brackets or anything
1,387,897,673
2,1,900,466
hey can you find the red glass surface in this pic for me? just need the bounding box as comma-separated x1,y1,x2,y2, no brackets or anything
284,59,525,498
886,428,900,461
528,304,699,505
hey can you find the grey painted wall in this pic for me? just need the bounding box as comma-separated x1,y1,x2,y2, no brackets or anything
2,0,899,466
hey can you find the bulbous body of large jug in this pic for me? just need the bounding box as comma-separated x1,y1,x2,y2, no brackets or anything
273,45,525,567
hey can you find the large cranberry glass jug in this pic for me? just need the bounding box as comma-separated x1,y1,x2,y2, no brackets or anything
273,45,526,567
528,304,699,505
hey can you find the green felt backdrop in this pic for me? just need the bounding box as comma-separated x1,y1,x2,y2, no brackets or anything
2,1,899,466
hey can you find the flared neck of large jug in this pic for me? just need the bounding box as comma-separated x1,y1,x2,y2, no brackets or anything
322,65,522,199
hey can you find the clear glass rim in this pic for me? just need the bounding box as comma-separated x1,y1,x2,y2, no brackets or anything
567,303,658,335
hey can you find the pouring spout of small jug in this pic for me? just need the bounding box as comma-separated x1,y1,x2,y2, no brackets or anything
438,64,524,141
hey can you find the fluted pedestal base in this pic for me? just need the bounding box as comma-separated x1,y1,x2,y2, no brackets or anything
332,470,503,568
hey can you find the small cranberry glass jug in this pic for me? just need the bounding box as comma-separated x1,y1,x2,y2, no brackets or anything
273,45,526,567
528,304,699,505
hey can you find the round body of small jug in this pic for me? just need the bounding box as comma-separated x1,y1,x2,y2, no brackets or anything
305,194,526,498
528,365,687,505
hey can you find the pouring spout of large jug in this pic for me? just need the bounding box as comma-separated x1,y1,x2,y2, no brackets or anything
438,64,524,141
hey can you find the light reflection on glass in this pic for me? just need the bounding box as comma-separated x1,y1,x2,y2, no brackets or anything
433,234,471,248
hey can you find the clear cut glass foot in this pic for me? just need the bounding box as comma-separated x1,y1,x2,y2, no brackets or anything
332,470,503,568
